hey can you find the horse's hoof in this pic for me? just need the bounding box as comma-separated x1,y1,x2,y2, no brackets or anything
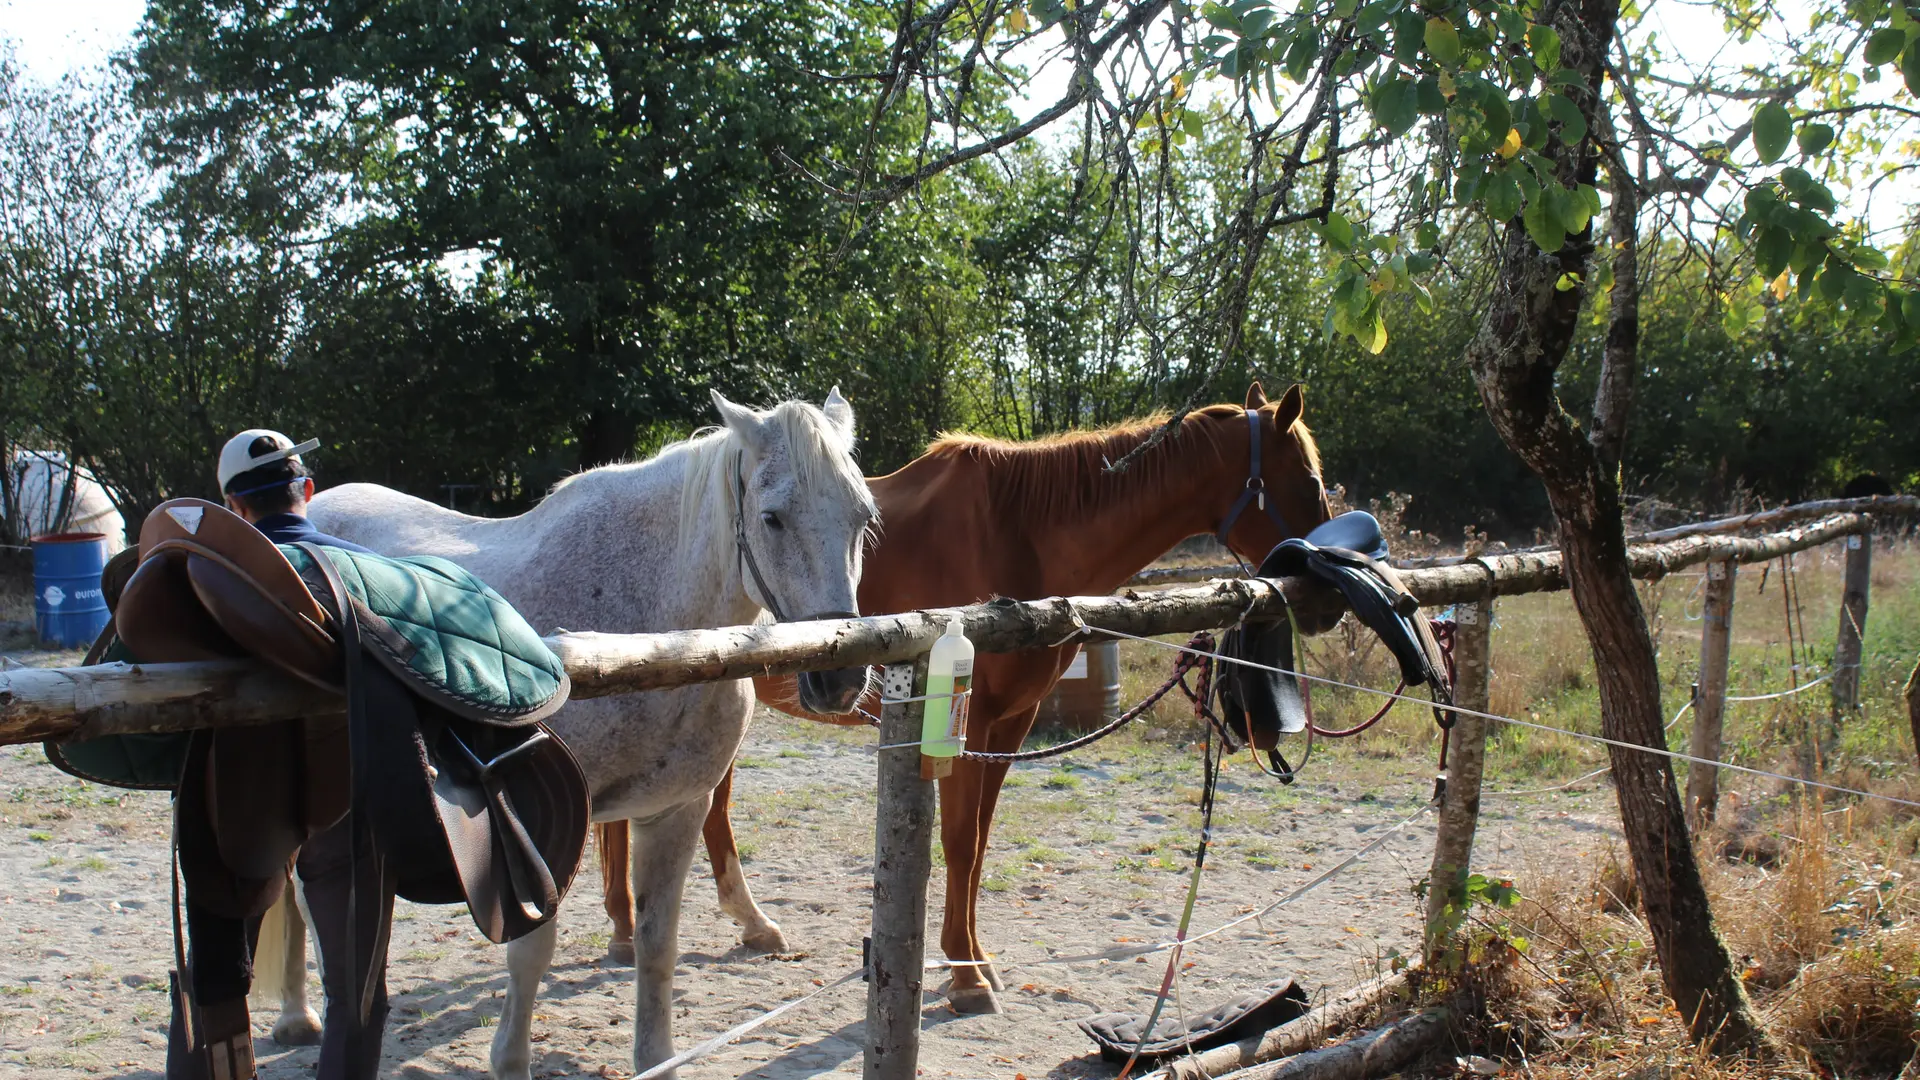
607,939,635,965
980,961,1005,991
947,986,1002,1015
271,1009,323,1046
741,922,789,954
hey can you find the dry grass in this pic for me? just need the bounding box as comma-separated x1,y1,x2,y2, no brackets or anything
1113,519,1920,1076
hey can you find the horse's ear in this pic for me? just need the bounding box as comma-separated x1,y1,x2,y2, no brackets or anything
711,389,768,452
1245,382,1269,409
1272,383,1305,426
823,386,856,445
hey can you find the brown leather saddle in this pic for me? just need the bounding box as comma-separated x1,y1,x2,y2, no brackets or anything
106,499,588,1075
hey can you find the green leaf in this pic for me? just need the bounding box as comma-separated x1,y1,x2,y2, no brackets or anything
1754,226,1794,278
1592,258,1614,292
1321,211,1356,250
1332,0,1357,18
1364,311,1389,354
1416,75,1448,114
1523,196,1564,251
1796,122,1835,157
1407,251,1437,275
1243,5,1277,36
1415,221,1441,249
1752,102,1792,165
1545,92,1587,144
1555,271,1581,291
1372,77,1420,136
1393,12,1425,61
1485,169,1522,221
1425,17,1462,65
1903,291,1920,326
1903,42,1920,94
1866,27,1906,65
1527,24,1561,71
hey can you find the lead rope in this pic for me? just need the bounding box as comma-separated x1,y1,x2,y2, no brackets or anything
1116,654,1225,1080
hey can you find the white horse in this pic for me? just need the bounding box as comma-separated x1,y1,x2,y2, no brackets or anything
267,389,876,1079
5,450,126,552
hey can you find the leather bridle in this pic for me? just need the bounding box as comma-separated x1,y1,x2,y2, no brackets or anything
1214,407,1321,567
732,451,859,625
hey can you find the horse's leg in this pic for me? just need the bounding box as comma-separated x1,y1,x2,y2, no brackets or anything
938,709,1028,1014
706,765,787,952
263,872,322,1046
598,822,635,964
630,797,712,1079
962,709,1038,995
489,917,558,1080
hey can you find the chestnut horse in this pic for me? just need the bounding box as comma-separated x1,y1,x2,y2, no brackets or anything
599,383,1330,1013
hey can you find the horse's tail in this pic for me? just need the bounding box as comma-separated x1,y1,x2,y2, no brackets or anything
254,876,296,998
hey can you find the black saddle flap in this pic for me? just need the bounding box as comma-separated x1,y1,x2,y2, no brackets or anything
1077,976,1310,1062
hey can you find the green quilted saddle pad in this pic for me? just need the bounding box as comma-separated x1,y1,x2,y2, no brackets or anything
281,545,569,726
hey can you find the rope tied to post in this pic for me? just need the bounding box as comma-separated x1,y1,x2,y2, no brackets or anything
958,632,1218,764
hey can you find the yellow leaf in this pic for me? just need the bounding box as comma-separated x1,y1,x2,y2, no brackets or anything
1365,317,1388,355
1496,128,1522,158
1171,72,1187,100
1438,72,1457,99
1771,269,1791,300
1008,5,1030,32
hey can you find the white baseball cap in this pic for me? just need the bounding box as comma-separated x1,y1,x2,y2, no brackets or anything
217,429,320,493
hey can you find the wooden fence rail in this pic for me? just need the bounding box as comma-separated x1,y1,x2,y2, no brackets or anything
0,511,1879,748
1127,494,1918,587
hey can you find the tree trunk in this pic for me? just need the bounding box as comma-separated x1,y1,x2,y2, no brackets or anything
1459,0,1763,1050
1466,235,1764,1053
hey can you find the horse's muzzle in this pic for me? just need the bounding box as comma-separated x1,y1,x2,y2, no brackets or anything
798,666,870,716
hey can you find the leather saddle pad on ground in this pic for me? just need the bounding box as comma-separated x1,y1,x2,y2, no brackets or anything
1217,510,1453,741
1077,976,1311,1062
49,499,588,942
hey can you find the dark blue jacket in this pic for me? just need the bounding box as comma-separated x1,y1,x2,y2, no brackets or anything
251,512,375,554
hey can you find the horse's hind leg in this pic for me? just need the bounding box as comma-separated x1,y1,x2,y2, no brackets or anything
489,918,557,1080
598,822,635,964
706,766,787,952
262,873,322,1046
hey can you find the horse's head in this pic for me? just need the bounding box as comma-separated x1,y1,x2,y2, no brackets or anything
1211,382,1341,640
712,388,878,715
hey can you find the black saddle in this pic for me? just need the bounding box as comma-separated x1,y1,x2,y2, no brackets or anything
1217,511,1453,756
1077,976,1310,1062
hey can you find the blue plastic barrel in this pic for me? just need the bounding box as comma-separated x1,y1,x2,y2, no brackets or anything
32,532,110,648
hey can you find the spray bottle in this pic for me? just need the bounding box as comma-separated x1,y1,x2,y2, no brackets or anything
920,616,974,779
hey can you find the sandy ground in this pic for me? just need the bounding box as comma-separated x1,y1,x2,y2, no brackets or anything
0,663,1626,1080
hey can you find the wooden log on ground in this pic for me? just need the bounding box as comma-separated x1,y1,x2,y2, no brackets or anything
1148,971,1412,1080
1424,599,1492,965
1206,1004,1453,1080
0,512,1877,747
1685,560,1736,823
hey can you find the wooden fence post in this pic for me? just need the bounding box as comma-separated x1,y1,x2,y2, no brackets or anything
1831,529,1872,719
865,659,934,1080
1685,560,1736,823
1423,598,1492,964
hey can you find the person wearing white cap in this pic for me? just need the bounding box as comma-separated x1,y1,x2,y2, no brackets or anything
167,429,378,1080
213,429,371,553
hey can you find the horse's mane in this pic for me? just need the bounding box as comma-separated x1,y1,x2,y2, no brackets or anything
546,401,870,559
924,405,1319,520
